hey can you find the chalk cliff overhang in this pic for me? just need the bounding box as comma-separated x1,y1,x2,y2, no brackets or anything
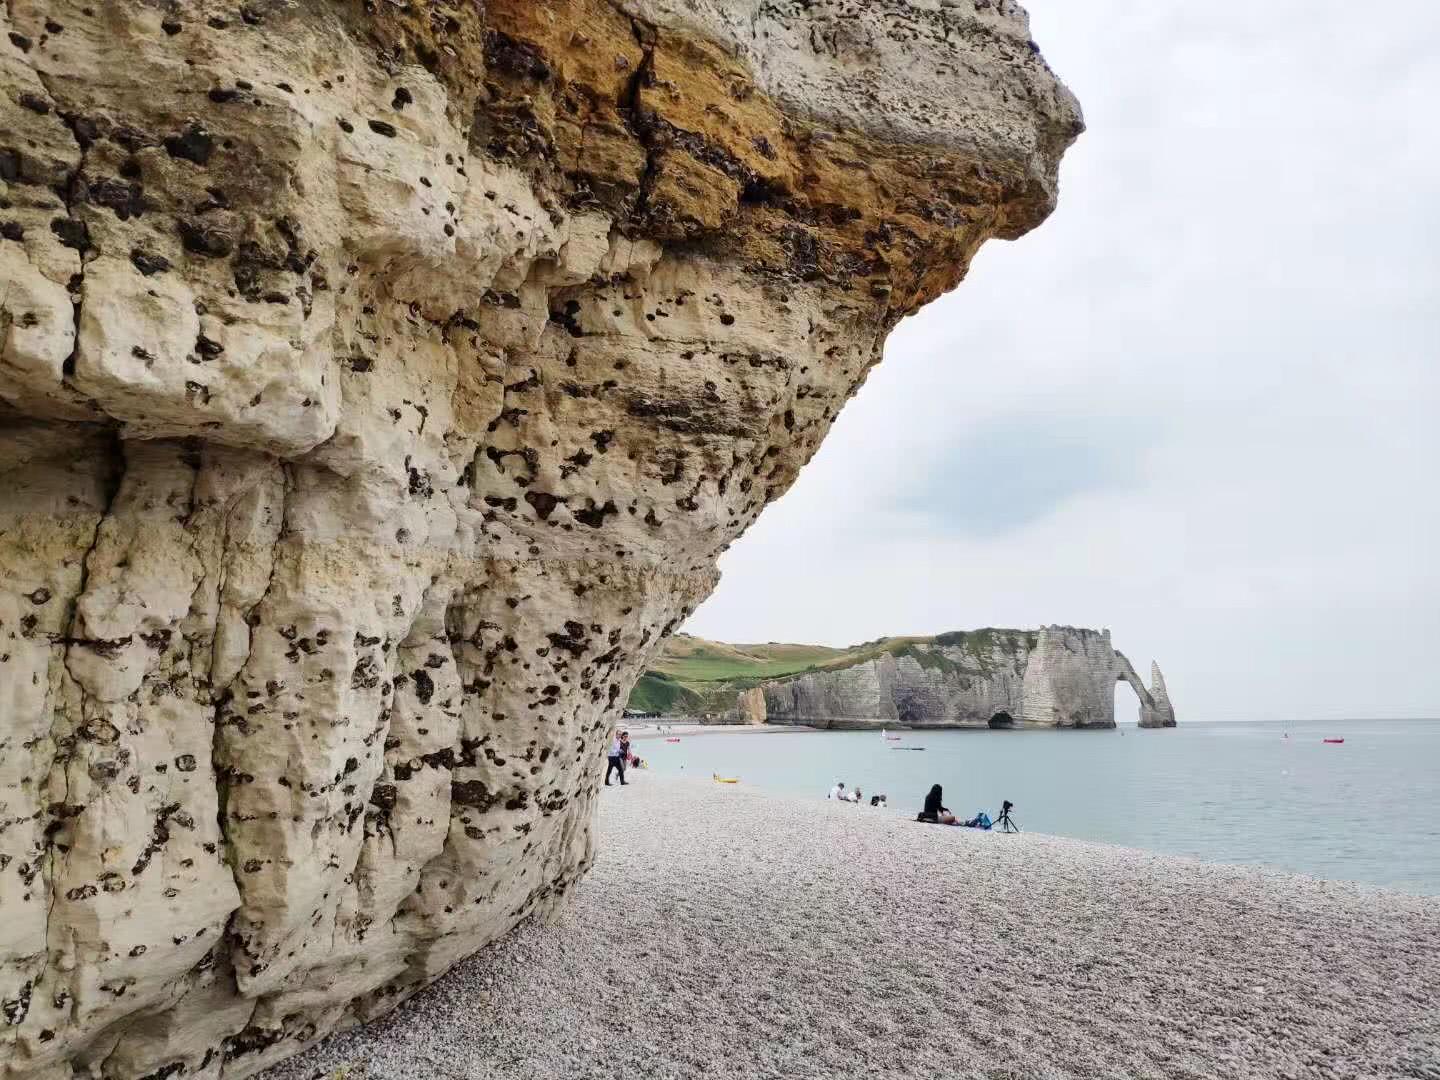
0,2,1080,1076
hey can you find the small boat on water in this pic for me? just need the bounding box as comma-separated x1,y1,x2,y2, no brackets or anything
891,746,926,751
1323,737,1345,744
881,728,902,741
664,737,681,743
712,773,739,784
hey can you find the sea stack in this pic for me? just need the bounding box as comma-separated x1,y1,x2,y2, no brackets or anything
0,2,1080,1076
1141,660,1177,728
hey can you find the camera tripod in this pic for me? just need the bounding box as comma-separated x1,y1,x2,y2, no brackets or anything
995,806,1020,833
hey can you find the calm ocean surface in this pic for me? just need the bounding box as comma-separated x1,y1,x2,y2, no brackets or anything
641,719,1440,895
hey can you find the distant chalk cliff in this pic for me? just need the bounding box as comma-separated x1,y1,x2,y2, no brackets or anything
762,627,1174,729
631,628,1176,729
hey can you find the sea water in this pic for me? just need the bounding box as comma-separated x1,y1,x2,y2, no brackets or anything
640,719,1440,895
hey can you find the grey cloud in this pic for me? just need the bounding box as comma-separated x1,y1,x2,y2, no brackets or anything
892,414,1157,536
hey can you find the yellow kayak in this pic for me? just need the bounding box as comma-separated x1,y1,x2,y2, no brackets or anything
712,774,739,784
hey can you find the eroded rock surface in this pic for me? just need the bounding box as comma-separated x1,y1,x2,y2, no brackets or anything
759,628,1177,729
0,2,1079,1076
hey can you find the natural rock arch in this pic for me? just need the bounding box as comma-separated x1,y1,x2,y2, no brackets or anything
1114,655,1155,722
1114,655,1177,729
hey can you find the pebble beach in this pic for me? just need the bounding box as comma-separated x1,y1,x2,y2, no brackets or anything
266,776,1440,1080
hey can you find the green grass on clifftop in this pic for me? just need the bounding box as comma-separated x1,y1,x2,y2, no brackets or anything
648,637,846,683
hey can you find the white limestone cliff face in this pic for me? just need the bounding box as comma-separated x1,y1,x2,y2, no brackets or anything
0,2,1079,1076
761,628,1177,730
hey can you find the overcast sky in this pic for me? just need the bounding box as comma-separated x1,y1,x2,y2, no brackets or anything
685,1,1440,721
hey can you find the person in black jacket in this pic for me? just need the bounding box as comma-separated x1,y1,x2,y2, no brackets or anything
917,784,958,825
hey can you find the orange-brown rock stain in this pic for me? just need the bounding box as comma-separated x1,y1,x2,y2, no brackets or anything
483,0,1055,320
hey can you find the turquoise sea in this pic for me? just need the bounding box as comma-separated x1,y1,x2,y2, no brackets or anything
640,719,1440,895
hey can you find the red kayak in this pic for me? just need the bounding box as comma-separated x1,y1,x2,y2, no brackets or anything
1323,738,1345,744
665,737,681,743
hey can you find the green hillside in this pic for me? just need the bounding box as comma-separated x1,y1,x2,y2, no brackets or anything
650,636,846,681
626,635,844,715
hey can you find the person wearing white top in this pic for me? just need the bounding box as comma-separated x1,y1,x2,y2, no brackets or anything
829,782,846,800
605,734,627,786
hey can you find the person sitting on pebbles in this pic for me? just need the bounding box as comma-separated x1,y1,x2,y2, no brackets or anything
917,784,958,825
829,781,847,800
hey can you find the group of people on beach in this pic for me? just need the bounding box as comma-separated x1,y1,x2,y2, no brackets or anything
605,731,646,786
828,782,888,808
827,781,987,824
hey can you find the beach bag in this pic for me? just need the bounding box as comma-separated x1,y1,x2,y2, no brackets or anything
975,812,992,830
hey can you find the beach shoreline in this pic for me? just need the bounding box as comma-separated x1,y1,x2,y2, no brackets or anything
265,775,1440,1080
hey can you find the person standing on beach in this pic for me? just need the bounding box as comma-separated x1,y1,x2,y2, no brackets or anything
605,733,627,786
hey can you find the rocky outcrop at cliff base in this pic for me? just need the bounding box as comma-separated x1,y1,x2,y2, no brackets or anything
0,2,1079,1076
